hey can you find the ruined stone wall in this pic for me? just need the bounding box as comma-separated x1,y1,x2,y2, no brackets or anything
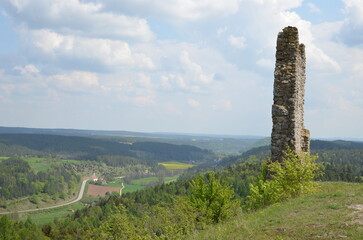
271,26,310,162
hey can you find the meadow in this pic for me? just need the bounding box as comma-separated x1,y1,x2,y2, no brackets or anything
188,182,363,240
158,161,196,170
101,178,147,193
0,156,83,172
19,202,85,225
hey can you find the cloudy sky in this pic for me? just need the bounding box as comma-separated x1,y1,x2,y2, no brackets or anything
0,0,362,138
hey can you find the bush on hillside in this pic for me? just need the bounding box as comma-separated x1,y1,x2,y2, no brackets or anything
190,172,240,224
245,149,321,210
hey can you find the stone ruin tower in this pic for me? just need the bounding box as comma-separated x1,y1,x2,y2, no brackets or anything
271,26,310,162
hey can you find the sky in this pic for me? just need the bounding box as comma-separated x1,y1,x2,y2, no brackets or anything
0,0,362,138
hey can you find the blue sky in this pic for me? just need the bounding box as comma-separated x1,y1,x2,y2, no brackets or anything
0,0,362,138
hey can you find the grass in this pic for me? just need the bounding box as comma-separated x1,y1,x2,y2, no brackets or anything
105,181,124,187
24,157,52,172
130,176,180,185
106,175,179,193
19,202,85,225
61,159,83,164
164,175,180,184
187,182,363,240
131,177,160,185
104,178,145,193
0,156,83,172
158,161,196,170
122,184,145,193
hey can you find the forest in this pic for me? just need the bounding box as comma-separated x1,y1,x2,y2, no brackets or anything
0,134,216,164
0,157,80,201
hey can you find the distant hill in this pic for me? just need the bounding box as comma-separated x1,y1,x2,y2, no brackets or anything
0,133,215,164
0,126,265,154
216,139,363,169
239,140,363,158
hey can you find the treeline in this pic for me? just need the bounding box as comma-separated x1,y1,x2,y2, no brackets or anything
0,134,215,165
317,163,362,182
0,157,80,200
0,216,48,240
215,141,363,183
0,142,41,157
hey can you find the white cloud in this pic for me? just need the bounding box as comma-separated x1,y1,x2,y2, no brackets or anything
180,51,214,84
121,96,155,106
13,64,40,75
306,45,341,73
213,99,233,111
159,73,201,93
340,0,363,46
26,29,155,70
165,104,183,116
217,27,227,36
187,98,200,108
89,0,241,20
51,71,99,90
343,0,363,24
250,0,303,11
3,0,154,41
137,73,153,89
228,35,246,49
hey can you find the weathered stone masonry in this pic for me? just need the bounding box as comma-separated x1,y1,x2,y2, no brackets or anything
271,26,310,162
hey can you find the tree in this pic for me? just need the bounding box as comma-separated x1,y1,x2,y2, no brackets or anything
245,149,321,210
189,172,240,223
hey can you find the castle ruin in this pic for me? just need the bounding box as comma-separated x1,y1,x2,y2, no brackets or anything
271,26,310,162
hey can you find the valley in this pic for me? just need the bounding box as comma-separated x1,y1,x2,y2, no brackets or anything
0,127,362,239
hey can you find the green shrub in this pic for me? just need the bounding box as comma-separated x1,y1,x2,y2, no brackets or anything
245,149,320,210
190,172,240,224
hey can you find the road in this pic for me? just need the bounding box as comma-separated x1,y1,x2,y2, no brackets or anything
0,179,88,215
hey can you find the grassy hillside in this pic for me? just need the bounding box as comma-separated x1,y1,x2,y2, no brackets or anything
188,182,363,240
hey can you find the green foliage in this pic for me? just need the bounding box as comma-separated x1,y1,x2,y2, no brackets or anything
245,149,320,210
0,216,48,240
190,172,240,223
0,157,79,200
89,205,137,240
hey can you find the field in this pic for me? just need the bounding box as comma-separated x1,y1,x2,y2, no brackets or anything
87,184,121,196
131,176,180,185
105,175,180,193
158,161,196,170
105,179,145,193
24,157,52,172
131,176,160,185
164,175,179,183
122,184,145,193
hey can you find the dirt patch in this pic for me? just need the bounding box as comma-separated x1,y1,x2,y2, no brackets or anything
348,204,363,225
87,184,121,197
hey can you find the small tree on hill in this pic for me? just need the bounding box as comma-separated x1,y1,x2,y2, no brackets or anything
190,172,240,224
245,148,321,210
